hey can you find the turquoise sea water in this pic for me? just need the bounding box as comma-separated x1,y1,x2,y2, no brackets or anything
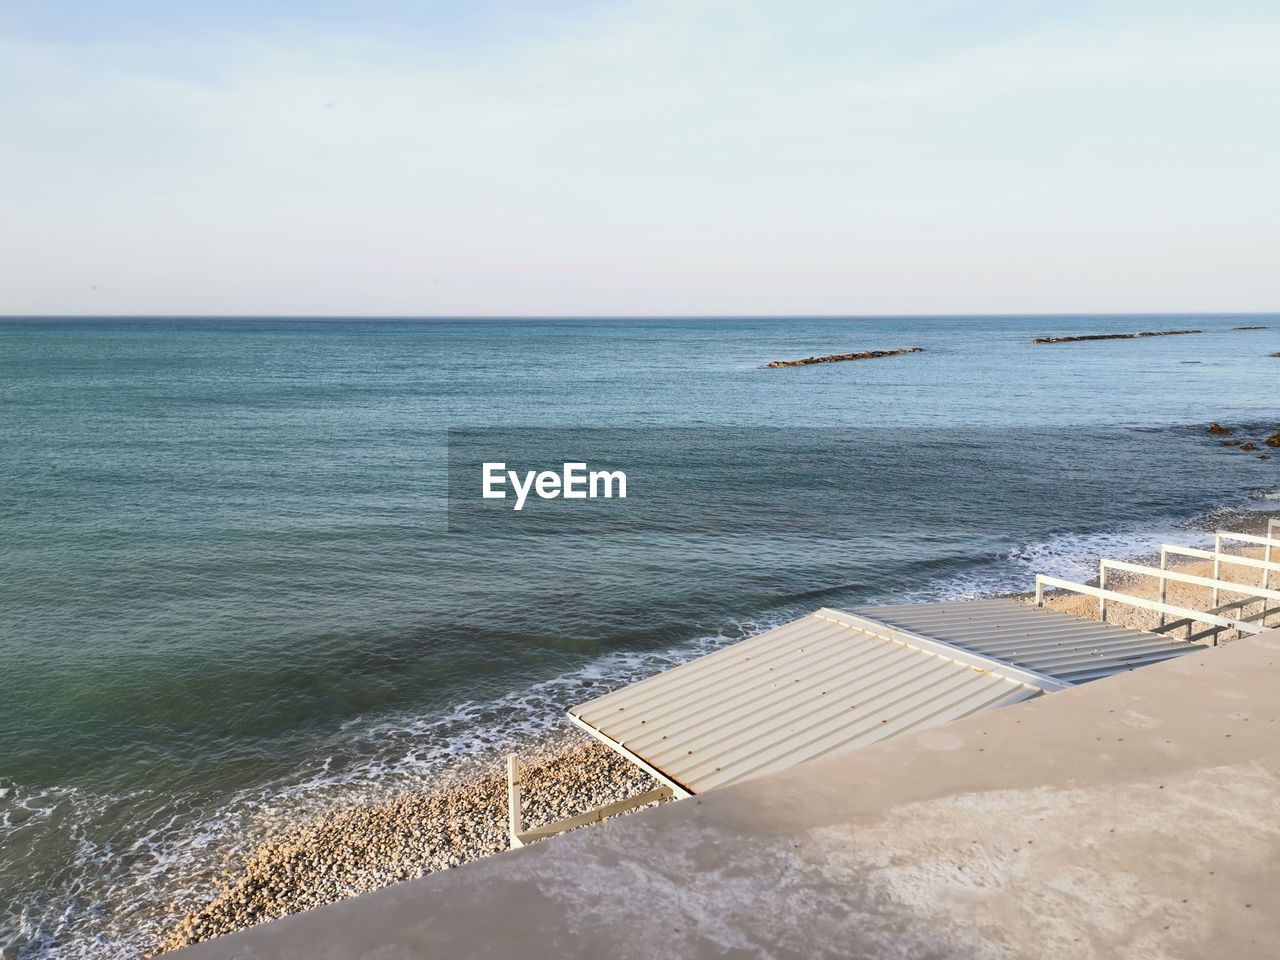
2,315,1279,957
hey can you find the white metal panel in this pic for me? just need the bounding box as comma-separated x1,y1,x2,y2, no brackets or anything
855,598,1199,683
568,606,1053,795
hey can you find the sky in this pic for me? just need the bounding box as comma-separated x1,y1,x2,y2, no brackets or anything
1,0,1278,316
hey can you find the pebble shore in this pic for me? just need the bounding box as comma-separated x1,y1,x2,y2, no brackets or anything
158,735,660,954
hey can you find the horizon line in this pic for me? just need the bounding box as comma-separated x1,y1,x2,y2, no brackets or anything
1,311,1277,322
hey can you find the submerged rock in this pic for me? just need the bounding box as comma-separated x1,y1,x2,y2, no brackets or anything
1208,422,1232,435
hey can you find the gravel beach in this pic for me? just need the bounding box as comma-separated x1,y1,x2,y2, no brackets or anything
158,737,661,953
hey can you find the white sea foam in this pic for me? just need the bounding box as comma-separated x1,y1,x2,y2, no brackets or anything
861,499,1278,604
297,613,789,792
1003,524,1212,583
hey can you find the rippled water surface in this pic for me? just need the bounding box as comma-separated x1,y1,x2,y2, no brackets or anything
2,315,1279,956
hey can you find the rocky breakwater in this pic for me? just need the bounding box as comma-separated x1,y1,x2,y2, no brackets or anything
158,736,661,954
1030,329,1203,344
765,346,924,368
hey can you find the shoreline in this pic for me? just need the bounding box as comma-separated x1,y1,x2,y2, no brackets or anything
158,505,1280,954
158,736,661,954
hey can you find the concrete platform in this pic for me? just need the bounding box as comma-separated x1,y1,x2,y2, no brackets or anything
174,628,1280,960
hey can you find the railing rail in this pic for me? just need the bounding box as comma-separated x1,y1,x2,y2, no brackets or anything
1213,530,1280,549
1159,544,1280,575
1098,559,1280,607
1159,596,1275,643
1148,531,1280,631
1101,555,1280,642
1034,574,1267,644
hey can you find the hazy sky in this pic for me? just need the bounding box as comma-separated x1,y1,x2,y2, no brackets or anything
2,1,1277,316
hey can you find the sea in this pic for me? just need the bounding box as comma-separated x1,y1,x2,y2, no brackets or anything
2,314,1278,958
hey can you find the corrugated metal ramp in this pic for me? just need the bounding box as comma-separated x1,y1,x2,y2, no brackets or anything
568,606,1061,795
570,599,1202,796
854,598,1199,684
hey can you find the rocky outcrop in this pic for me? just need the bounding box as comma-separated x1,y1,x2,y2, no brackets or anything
1211,423,1280,455
1232,325,1269,330
765,346,924,368
1030,329,1202,344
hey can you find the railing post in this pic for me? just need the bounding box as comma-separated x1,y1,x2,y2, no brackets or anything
507,754,524,848
1267,521,1276,592
1098,560,1108,622
1211,534,1222,611
1211,533,1223,644
1265,521,1277,627
1034,577,1044,607
1158,546,1168,629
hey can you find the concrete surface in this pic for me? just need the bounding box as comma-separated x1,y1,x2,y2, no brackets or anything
174,629,1280,960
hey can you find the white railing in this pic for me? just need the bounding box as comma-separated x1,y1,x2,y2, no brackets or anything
1210,530,1280,609
1146,529,1280,628
1033,574,1268,644
1214,526,1280,621
1157,543,1280,630
1097,557,1280,641
1099,558,1280,612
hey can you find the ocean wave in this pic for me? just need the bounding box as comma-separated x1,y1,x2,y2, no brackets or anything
1002,524,1212,584
867,500,1278,603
